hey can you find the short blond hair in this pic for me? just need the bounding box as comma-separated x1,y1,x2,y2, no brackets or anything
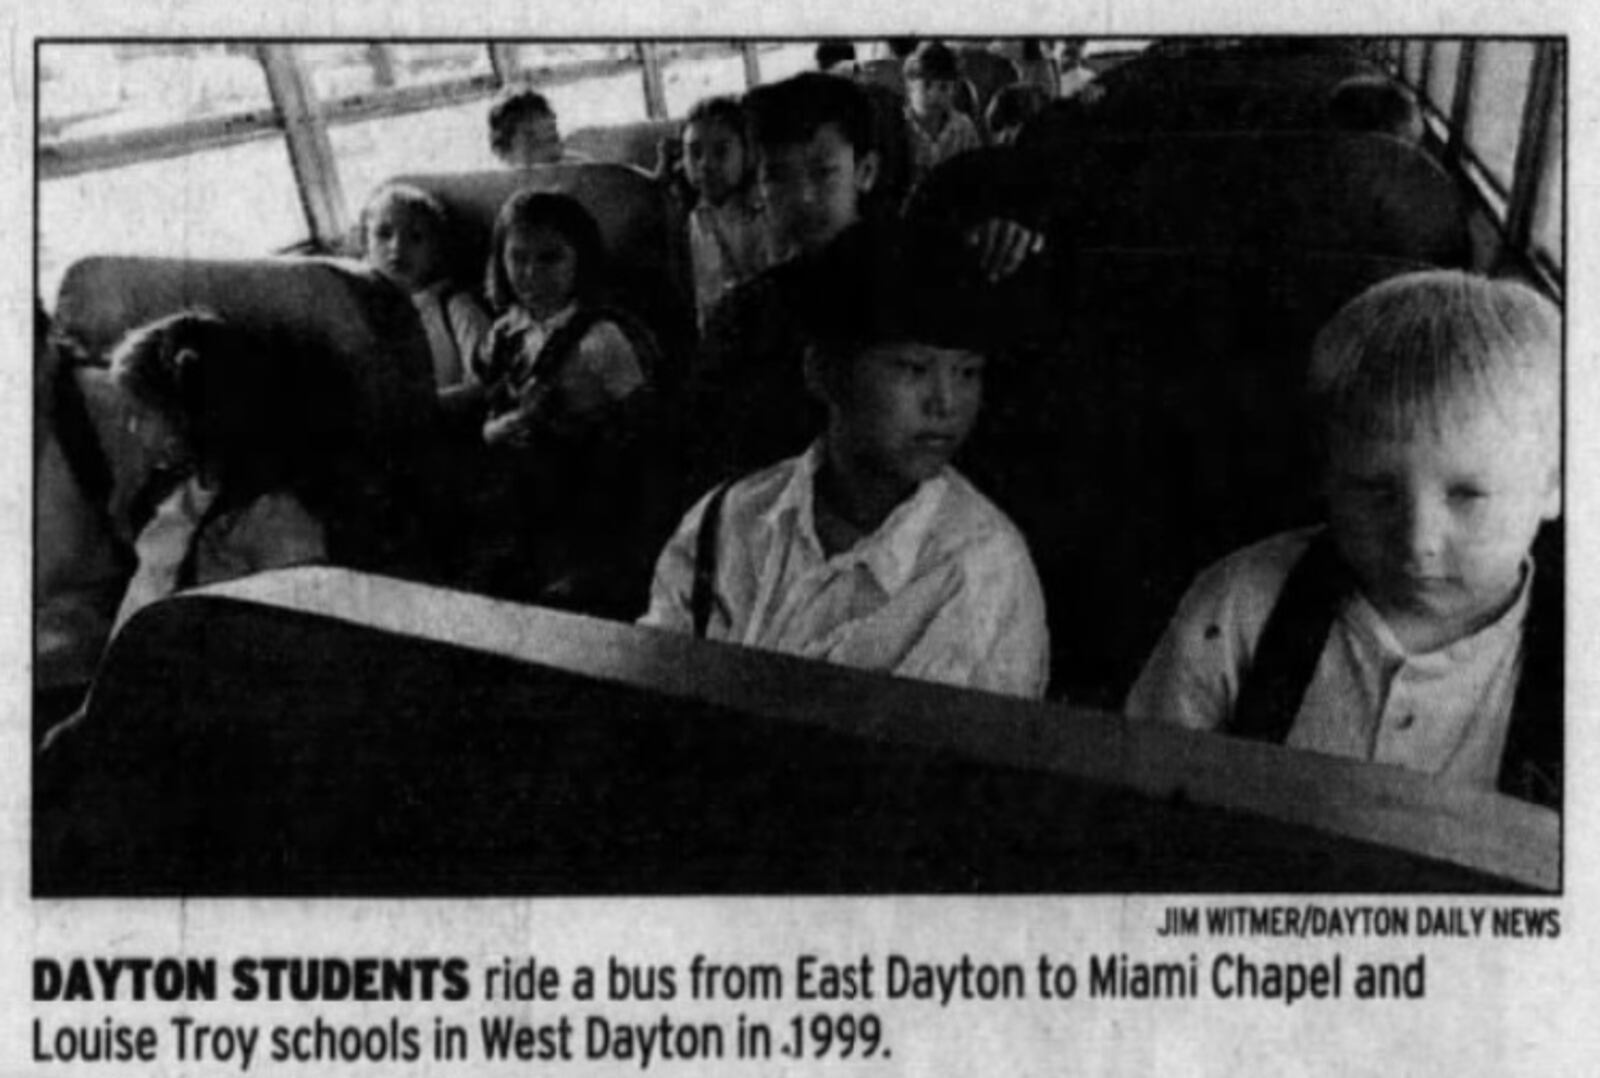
1308,270,1561,448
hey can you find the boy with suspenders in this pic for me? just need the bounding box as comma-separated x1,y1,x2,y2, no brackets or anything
1126,271,1562,808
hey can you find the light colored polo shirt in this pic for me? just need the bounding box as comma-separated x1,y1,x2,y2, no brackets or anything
1126,527,1531,788
640,443,1050,699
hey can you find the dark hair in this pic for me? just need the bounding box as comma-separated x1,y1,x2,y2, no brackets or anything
686,94,746,138
484,190,607,312
793,223,997,360
815,39,857,70
1328,75,1422,141
986,83,1050,136
489,86,557,157
904,41,960,83
109,309,309,500
744,73,873,158
886,37,919,60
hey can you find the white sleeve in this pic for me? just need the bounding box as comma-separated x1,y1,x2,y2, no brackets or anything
1122,535,1307,730
896,530,1051,700
637,492,714,634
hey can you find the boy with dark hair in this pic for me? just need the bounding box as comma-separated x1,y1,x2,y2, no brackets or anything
687,73,1041,497
903,42,982,179
1126,271,1563,807
643,227,1048,698
488,86,568,167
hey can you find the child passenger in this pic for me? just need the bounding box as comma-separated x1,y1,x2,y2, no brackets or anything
471,190,664,607
473,190,652,451
1125,271,1563,807
109,310,328,633
903,42,982,180
641,229,1049,699
488,86,570,168
679,95,776,329
357,182,491,389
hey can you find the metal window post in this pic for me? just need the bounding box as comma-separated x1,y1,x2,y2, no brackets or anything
257,43,348,246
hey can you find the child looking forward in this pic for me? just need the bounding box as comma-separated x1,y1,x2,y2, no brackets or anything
358,182,491,390
679,95,776,329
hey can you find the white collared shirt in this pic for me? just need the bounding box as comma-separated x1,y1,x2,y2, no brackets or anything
477,303,646,417
640,444,1050,698
1126,527,1532,787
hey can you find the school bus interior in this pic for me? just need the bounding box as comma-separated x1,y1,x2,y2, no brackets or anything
33,37,1565,894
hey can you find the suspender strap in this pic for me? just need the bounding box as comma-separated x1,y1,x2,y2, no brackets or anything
1498,525,1563,809
691,482,732,639
1231,525,1563,809
1228,531,1346,743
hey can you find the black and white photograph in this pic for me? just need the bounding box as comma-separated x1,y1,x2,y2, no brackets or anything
7,3,1595,1074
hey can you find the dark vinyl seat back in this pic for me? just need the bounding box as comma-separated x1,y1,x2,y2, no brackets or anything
956,46,1020,134
918,133,1469,266
51,255,440,574
1021,45,1381,141
34,573,1540,895
904,131,1463,703
565,119,681,171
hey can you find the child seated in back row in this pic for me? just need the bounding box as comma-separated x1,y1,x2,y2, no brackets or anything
1126,271,1563,807
903,42,982,181
680,95,776,330
489,86,578,167
641,226,1049,699
357,182,491,390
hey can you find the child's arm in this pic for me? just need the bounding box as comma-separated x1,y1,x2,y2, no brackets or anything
1124,559,1260,730
636,490,718,633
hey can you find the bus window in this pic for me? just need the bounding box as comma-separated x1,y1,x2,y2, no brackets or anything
751,41,821,84
1423,39,1463,119
660,43,748,117
1464,40,1537,193
1528,50,1563,272
1400,39,1426,86
511,43,652,130
38,43,305,300
297,43,504,212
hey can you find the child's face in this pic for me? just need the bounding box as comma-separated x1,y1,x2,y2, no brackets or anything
502,114,563,167
756,123,875,256
503,223,579,319
908,77,957,120
365,200,444,292
684,118,746,207
826,341,985,488
1325,395,1560,635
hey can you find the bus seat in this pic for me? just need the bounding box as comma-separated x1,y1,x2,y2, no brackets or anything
33,567,1554,895
565,118,680,170
51,255,440,572
931,132,1469,267
394,164,692,371
956,46,1020,131
855,56,906,96
959,246,1434,705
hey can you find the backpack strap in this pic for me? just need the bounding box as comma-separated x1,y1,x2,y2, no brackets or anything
1498,524,1563,809
1228,531,1347,743
691,482,733,640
